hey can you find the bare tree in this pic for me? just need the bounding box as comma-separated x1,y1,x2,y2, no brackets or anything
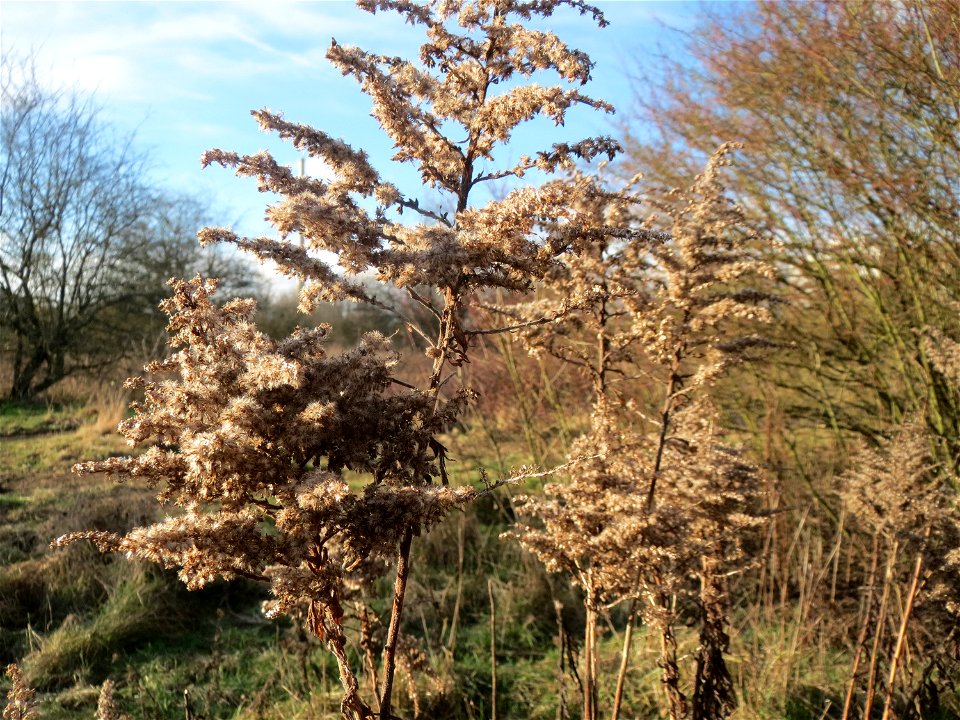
0,58,250,400
622,0,960,465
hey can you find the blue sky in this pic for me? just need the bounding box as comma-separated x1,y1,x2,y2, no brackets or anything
3,1,701,242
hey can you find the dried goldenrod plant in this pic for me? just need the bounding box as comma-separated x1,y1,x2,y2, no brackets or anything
2,664,37,720
840,422,960,720
492,166,659,399
56,1,639,718
511,146,774,720
59,278,472,718
96,680,129,720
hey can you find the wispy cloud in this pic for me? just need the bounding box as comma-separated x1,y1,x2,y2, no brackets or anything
2,0,693,238
2,2,356,104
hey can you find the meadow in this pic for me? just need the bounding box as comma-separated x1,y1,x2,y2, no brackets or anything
2,351,957,720
3,1,960,719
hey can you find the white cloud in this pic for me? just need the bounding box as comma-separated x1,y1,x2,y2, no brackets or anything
1,2,352,104
1,0,688,241
231,1,405,46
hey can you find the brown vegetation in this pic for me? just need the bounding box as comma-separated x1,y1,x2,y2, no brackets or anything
4,1,960,719
53,1,646,717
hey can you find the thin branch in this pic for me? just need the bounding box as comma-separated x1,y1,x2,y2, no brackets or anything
388,376,419,391
396,195,452,227
468,315,562,336
406,286,441,320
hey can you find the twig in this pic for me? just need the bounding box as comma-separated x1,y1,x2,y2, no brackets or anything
389,376,419,391
396,196,452,227
406,287,441,320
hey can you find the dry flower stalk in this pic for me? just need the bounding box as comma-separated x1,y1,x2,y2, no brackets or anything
840,421,960,720
511,146,774,720
57,1,640,718
96,680,129,720
58,278,473,717
2,665,37,720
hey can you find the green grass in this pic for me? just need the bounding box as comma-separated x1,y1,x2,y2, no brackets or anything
0,429,126,481
25,567,180,689
2,401,959,719
0,402,83,438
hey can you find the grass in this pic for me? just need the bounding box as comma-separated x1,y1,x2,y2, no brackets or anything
24,566,182,689
0,403,82,438
31,619,298,720
0,401,355,718
2,399,958,719
0,424,126,484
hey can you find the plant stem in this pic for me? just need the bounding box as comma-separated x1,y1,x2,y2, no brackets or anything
555,600,570,720
310,600,371,720
447,514,466,653
692,550,735,720
489,578,498,720
842,532,880,720
611,600,638,720
359,605,381,711
659,605,687,720
646,340,685,511
863,538,898,720
880,527,930,720
583,602,599,720
380,528,414,720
